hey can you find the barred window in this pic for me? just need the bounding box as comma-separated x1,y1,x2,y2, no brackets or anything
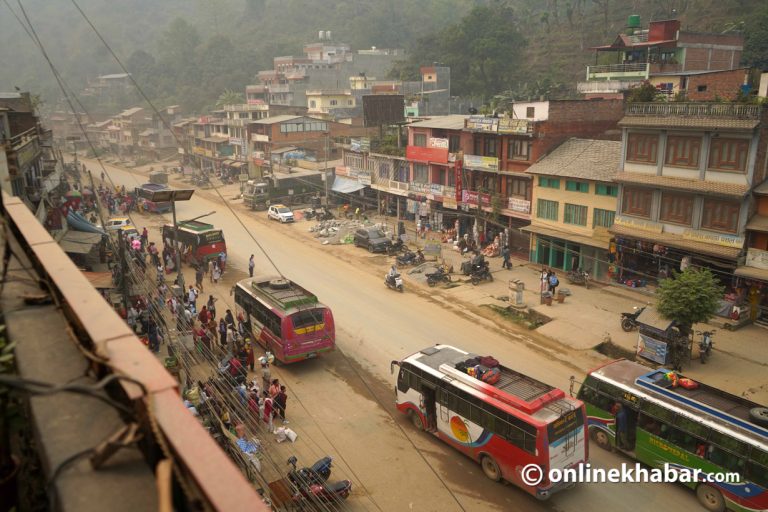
537,199,559,221
564,204,587,226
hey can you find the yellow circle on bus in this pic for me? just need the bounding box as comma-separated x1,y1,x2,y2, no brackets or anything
450,416,469,443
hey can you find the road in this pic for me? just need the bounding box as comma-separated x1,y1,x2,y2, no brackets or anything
86,158,699,511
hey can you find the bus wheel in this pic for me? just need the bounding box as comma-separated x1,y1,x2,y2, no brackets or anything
591,428,612,451
409,410,424,431
480,455,502,482
696,484,725,512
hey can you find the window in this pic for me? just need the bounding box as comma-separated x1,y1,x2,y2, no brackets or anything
526,107,535,118
413,163,428,184
665,136,702,168
433,168,446,185
593,208,615,228
447,170,455,187
414,133,427,147
660,193,694,226
508,139,530,160
538,177,560,189
708,138,749,173
564,204,588,225
309,100,317,108
484,138,498,157
394,160,408,182
621,187,653,218
537,199,559,221
449,135,461,153
566,180,589,193
595,184,618,197
697,85,707,92
330,99,337,106
347,99,353,105
701,199,740,233
377,161,391,179
508,178,528,198
626,133,659,164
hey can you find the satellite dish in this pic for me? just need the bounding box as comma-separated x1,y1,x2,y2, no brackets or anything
468,107,478,115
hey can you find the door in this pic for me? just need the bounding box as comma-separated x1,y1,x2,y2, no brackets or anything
421,382,437,432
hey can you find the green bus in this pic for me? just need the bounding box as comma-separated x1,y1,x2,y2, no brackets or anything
576,359,768,512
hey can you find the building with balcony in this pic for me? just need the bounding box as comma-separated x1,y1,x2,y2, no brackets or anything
609,102,768,294
306,89,357,117
578,16,746,100
525,138,621,281
738,181,768,326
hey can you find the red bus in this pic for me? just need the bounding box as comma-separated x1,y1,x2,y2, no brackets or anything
234,276,335,364
162,220,225,266
391,345,587,499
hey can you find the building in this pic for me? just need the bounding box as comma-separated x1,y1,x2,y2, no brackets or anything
578,16,746,100
738,181,768,326
525,138,622,281
136,105,184,161
609,102,768,292
110,107,149,157
306,89,357,117
81,72,134,106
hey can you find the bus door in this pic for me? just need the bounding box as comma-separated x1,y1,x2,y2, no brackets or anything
421,382,437,432
436,386,450,431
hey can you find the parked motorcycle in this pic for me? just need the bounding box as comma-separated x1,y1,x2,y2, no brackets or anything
697,329,715,364
566,268,590,289
396,249,425,267
620,306,646,332
287,455,334,483
287,456,351,503
385,272,404,292
387,238,407,255
426,267,452,287
469,261,493,285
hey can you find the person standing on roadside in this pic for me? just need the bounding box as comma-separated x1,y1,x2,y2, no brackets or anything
195,265,205,293
207,295,217,320
212,263,221,284
248,254,255,278
548,271,559,296
219,318,228,348
502,245,511,270
274,385,288,424
261,361,271,397
207,258,214,283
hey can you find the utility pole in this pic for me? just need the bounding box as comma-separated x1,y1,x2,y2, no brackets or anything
171,200,184,295
324,132,330,206
118,232,129,314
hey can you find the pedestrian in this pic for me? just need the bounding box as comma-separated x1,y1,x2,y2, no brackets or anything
207,295,217,320
156,264,164,285
188,285,199,312
268,378,280,400
615,403,629,450
502,245,511,270
245,343,254,372
219,251,227,273
260,359,271,394
100,171,105,183
147,318,160,353
212,263,221,284
248,254,255,278
207,258,214,283
274,385,288,424
149,242,159,266
198,305,210,326
140,226,148,247
225,309,235,328
219,318,228,347
548,271,559,296
540,268,550,293
195,266,205,293
261,391,275,433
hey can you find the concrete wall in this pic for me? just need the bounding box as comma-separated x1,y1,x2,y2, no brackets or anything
686,69,747,101
531,178,618,238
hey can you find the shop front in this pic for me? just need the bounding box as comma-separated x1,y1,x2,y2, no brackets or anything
525,224,610,281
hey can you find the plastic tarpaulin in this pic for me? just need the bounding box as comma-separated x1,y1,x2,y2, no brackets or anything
331,176,365,194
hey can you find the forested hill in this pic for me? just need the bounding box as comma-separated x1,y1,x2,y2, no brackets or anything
1,0,765,114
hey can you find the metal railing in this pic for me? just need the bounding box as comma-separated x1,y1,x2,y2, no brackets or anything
587,63,649,80
626,102,761,118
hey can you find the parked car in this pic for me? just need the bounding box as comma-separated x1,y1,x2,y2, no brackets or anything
353,227,391,253
267,204,295,223
117,225,140,241
105,216,131,232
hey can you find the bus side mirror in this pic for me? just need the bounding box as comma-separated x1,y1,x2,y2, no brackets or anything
390,360,400,375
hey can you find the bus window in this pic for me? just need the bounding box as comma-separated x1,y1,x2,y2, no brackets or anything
673,415,711,440
746,460,768,488
640,400,676,424
708,446,744,473
397,367,409,393
638,413,662,436
667,427,699,454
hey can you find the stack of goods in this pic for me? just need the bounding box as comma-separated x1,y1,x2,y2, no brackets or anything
455,355,501,385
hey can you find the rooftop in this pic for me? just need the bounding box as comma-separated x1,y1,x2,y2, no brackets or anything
525,138,621,182
614,172,749,197
621,103,762,131
250,115,303,125
99,73,130,79
407,114,469,130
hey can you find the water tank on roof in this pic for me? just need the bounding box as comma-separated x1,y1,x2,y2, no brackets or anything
628,14,641,28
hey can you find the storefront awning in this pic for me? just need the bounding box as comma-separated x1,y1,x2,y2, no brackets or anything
59,231,102,254
610,224,741,260
734,265,768,282
522,224,610,250
331,176,366,194
230,161,246,169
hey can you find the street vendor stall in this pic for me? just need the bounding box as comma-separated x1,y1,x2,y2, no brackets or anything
634,306,691,370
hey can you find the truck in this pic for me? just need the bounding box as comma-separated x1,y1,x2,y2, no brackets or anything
243,169,325,211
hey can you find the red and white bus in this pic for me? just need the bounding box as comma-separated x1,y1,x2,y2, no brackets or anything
234,276,335,364
391,345,587,499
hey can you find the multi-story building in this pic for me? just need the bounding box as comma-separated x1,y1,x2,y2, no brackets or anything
609,102,768,291
110,107,149,157
739,181,768,326
525,138,621,281
306,89,357,117
136,105,183,161
579,16,747,100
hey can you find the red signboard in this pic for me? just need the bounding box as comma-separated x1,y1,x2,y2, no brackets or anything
461,190,491,207
455,159,463,202
406,145,449,164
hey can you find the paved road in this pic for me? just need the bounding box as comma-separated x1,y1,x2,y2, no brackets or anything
87,159,699,511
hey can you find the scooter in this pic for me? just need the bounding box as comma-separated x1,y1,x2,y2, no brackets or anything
287,457,351,503
469,261,493,285
620,306,646,332
385,272,404,292
566,268,590,289
426,267,452,287
697,330,715,363
396,249,425,267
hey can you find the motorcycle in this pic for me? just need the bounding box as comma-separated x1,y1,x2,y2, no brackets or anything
287,456,351,503
469,261,493,285
697,330,715,363
566,268,590,289
385,272,404,292
387,237,407,256
426,267,452,287
396,249,425,267
620,306,646,332
287,455,333,482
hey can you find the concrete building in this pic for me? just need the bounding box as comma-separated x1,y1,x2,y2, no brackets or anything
525,138,622,281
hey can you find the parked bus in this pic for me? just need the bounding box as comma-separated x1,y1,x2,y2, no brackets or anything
162,220,225,266
576,359,768,512
391,345,587,499
233,275,335,364
134,183,172,213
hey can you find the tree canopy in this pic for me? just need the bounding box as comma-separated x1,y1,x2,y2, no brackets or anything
742,3,768,70
656,268,724,334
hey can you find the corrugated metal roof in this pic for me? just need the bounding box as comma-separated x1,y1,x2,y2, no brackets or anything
614,172,748,197
746,214,768,233
619,115,759,130
525,138,621,181
609,224,741,259
408,115,469,130
120,107,144,117
522,222,610,249
250,115,303,125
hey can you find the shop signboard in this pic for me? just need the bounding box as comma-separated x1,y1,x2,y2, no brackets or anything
498,118,531,135
636,333,668,365
443,198,457,209
351,138,370,152
508,197,531,214
252,134,269,142
357,172,372,186
454,158,463,202
466,116,498,132
463,154,499,172
745,248,768,270
614,215,663,234
428,137,449,149
406,145,449,163
682,229,744,249
461,190,492,207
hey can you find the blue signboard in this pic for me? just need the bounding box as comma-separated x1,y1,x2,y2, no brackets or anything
637,333,668,365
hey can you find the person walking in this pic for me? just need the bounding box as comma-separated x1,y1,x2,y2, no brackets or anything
268,378,280,400
224,309,235,328
248,254,255,278
195,266,205,293
261,391,275,433
212,263,221,284
274,385,288,424
207,295,217,320
207,258,214,283
187,285,199,313
219,318,228,347
219,251,227,273
540,268,550,293
260,360,271,394
501,245,511,270
548,271,559,296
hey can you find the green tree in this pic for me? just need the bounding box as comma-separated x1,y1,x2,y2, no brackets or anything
656,268,724,336
626,81,664,102
743,4,768,69
216,89,245,108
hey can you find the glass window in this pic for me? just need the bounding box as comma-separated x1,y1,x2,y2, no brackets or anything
621,187,653,218
593,208,615,228
377,161,391,179
508,178,528,198
508,139,530,160
526,107,535,118
449,135,461,153
665,136,702,169
309,100,316,108
626,133,659,164
746,460,768,488
709,430,749,457
660,193,694,226
673,415,710,439
708,138,749,173
413,163,429,184
564,204,588,226
566,180,589,193
484,138,498,157
701,199,740,233
640,401,676,423
595,184,618,197
538,177,560,189
414,133,427,147
536,199,559,221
